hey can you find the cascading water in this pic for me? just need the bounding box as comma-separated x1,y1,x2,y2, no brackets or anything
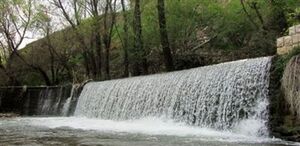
36,85,81,116
0,84,82,116
61,84,83,116
62,97,72,116
3,56,297,145
37,87,62,115
74,57,272,136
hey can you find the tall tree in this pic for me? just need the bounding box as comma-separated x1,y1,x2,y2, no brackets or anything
35,6,74,84
121,0,129,77
52,0,118,80
157,0,174,71
102,0,117,79
133,0,148,76
89,0,103,79
52,0,93,79
0,0,51,85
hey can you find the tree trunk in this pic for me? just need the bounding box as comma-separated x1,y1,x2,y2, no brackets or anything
157,0,174,71
102,0,117,80
133,0,147,76
121,0,129,77
103,1,110,79
90,0,102,80
95,31,103,79
104,35,110,79
35,66,52,86
93,15,103,79
46,35,73,81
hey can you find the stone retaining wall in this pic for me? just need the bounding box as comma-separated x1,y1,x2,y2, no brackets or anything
282,55,300,122
277,25,300,55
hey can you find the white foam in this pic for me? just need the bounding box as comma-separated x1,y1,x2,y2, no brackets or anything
20,117,285,144
74,57,272,133
233,118,267,137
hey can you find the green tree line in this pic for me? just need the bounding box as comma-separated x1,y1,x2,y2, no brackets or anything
0,0,299,86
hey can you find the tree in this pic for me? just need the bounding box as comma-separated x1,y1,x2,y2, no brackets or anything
34,5,74,84
52,0,93,79
0,0,32,85
88,0,103,79
102,0,117,79
0,0,52,85
121,0,129,77
132,0,148,76
52,0,118,80
157,0,174,71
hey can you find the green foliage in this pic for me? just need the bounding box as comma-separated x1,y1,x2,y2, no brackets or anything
165,0,203,51
276,0,300,26
274,47,300,77
20,72,45,86
136,0,291,52
2,0,300,86
203,1,252,50
288,7,300,25
69,54,84,66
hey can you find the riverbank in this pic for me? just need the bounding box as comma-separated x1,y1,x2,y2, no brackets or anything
269,49,300,142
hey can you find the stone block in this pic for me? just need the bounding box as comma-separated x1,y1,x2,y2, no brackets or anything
277,37,284,47
284,36,293,46
292,34,300,44
277,47,285,55
293,44,300,48
289,26,296,35
296,25,300,34
277,46,294,55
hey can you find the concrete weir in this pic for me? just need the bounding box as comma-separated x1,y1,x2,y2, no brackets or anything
1,56,300,142
0,85,82,116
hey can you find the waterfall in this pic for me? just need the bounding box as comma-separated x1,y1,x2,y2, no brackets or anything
74,57,272,135
36,85,84,116
37,86,71,115
0,84,83,116
61,84,83,116
62,97,72,116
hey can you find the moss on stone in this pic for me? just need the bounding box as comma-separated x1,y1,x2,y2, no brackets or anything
273,46,300,77
269,46,300,142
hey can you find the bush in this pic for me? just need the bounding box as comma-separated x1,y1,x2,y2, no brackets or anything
274,47,300,77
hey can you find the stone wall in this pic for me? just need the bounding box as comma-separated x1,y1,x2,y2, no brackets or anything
282,55,300,122
279,55,300,142
270,55,300,142
277,25,300,55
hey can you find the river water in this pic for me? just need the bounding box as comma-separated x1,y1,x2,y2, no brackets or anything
1,57,299,145
0,117,298,146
